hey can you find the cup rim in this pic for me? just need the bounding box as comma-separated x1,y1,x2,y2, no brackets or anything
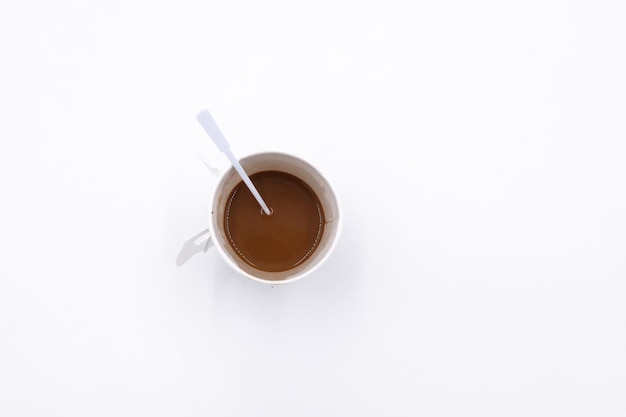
207,151,342,285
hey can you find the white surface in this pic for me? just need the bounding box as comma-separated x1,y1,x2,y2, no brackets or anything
1,0,625,415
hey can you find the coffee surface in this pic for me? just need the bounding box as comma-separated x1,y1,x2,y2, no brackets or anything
224,171,325,272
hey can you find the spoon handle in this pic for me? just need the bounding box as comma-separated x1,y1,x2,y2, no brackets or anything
196,110,230,152
224,149,272,215
196,109,272,215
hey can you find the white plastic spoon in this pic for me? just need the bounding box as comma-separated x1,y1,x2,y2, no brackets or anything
196,109,272,215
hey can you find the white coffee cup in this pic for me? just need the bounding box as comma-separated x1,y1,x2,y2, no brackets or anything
177,152,342,284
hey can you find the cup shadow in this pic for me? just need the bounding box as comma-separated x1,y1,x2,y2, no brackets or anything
176,228,213,267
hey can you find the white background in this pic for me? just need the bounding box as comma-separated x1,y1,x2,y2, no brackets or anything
1,0,625,415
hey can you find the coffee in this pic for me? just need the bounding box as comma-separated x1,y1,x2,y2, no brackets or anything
224,171,325,272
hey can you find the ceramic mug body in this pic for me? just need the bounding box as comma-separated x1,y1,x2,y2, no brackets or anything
207,152,341,284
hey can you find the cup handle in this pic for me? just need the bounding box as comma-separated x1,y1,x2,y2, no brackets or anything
176,228,214,266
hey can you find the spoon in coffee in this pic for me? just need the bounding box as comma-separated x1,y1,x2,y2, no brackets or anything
196,109,272,215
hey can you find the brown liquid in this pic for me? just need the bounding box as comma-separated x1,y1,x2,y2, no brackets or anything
224,171,325,272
